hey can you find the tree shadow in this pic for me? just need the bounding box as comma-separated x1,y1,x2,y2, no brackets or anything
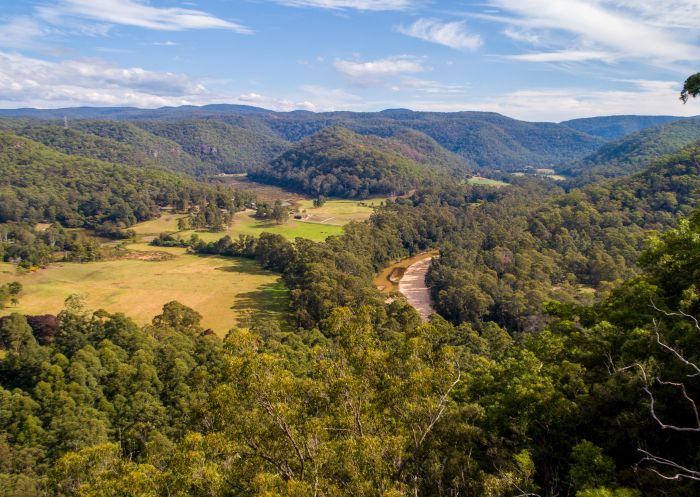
230,281,290,328
214,263,271,276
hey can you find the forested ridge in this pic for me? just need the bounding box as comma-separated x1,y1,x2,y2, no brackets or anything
0,106,611,171
0,102,699,497
249,127,452,198
561,115,686,140
0,120,214,176
133,119,290,173
561,118,700,183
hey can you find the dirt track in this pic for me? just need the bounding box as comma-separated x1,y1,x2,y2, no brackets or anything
398,257,435,321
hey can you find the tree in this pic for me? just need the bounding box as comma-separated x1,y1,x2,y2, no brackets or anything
680,73,700,103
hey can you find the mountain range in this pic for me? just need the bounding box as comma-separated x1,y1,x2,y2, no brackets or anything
1,105,699,191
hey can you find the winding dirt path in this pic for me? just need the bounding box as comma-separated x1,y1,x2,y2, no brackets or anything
398,257,435,322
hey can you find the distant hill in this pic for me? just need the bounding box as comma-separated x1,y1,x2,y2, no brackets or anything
0,105,608,171
0,131,206,228
562,115,686,140
560,118,700,182
357,127,474,175
134,119,289,172
0,104,271,120
0,120,215,176
249,127,449,198
247,110,605,170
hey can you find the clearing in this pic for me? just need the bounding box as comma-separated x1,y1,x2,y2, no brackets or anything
132,197,392,243
294,198,391,225
466,177,509,187
0,250,287,337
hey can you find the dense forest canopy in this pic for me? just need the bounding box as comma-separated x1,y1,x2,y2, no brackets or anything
561,115,686,140
560,118,700,183
0,97,699,497
249,127,451,198
0,106,613,172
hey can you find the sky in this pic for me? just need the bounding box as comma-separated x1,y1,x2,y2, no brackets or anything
1,0,700,121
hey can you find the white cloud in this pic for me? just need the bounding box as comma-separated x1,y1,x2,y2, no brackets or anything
334,55,426,83
453,81,695,121
0,17,48,50
609,0,700,30
38,0,252,33
503,27,540,45
0,50,210,108
507,50,616,63
274,0,414,11
398,77,466,94
397,19,482,51
237,92,315,111
486,0,699,64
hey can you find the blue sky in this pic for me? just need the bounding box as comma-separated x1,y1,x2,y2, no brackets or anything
1,0,700,121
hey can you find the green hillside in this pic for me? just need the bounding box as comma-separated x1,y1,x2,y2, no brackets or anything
248,110,605,170
68,120,213,175
249,126,446,198
562,114,684,140
0,108,608,172
0,131,209,228
0,122,218,177
134,119,290,172
561,118,700,181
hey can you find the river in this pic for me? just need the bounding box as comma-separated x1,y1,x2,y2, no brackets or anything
398,256,435,322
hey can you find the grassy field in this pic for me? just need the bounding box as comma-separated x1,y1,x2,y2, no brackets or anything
130,197,391,244
295,198,390,225
466,177,510,187
0,251,288,337
130,209,343,243
187,210,345,243
130,211,185,236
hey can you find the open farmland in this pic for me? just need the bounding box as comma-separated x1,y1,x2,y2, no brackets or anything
131,197,391,243
0,253,287,336
295,198,391,225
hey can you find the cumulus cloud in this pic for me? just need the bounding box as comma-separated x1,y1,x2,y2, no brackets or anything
0,51,209,108
397,19,482,51
274,0,414,11
38,0,252,33
334,55,426,84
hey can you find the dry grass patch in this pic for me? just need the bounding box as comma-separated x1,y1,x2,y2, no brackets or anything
0,252,288,337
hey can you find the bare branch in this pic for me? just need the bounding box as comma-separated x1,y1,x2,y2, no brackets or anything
417,364,462,448
637,449,700,481
648,307,700,378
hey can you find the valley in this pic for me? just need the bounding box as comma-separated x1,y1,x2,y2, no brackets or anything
1,102,699,497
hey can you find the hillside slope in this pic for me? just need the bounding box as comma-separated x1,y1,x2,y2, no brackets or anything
134,119,290,172
249,127,448,198
562,115,685,140
561,118,700,182
249,110,604,170
0,131,209,228
0,121,215,176
0,105,606,171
